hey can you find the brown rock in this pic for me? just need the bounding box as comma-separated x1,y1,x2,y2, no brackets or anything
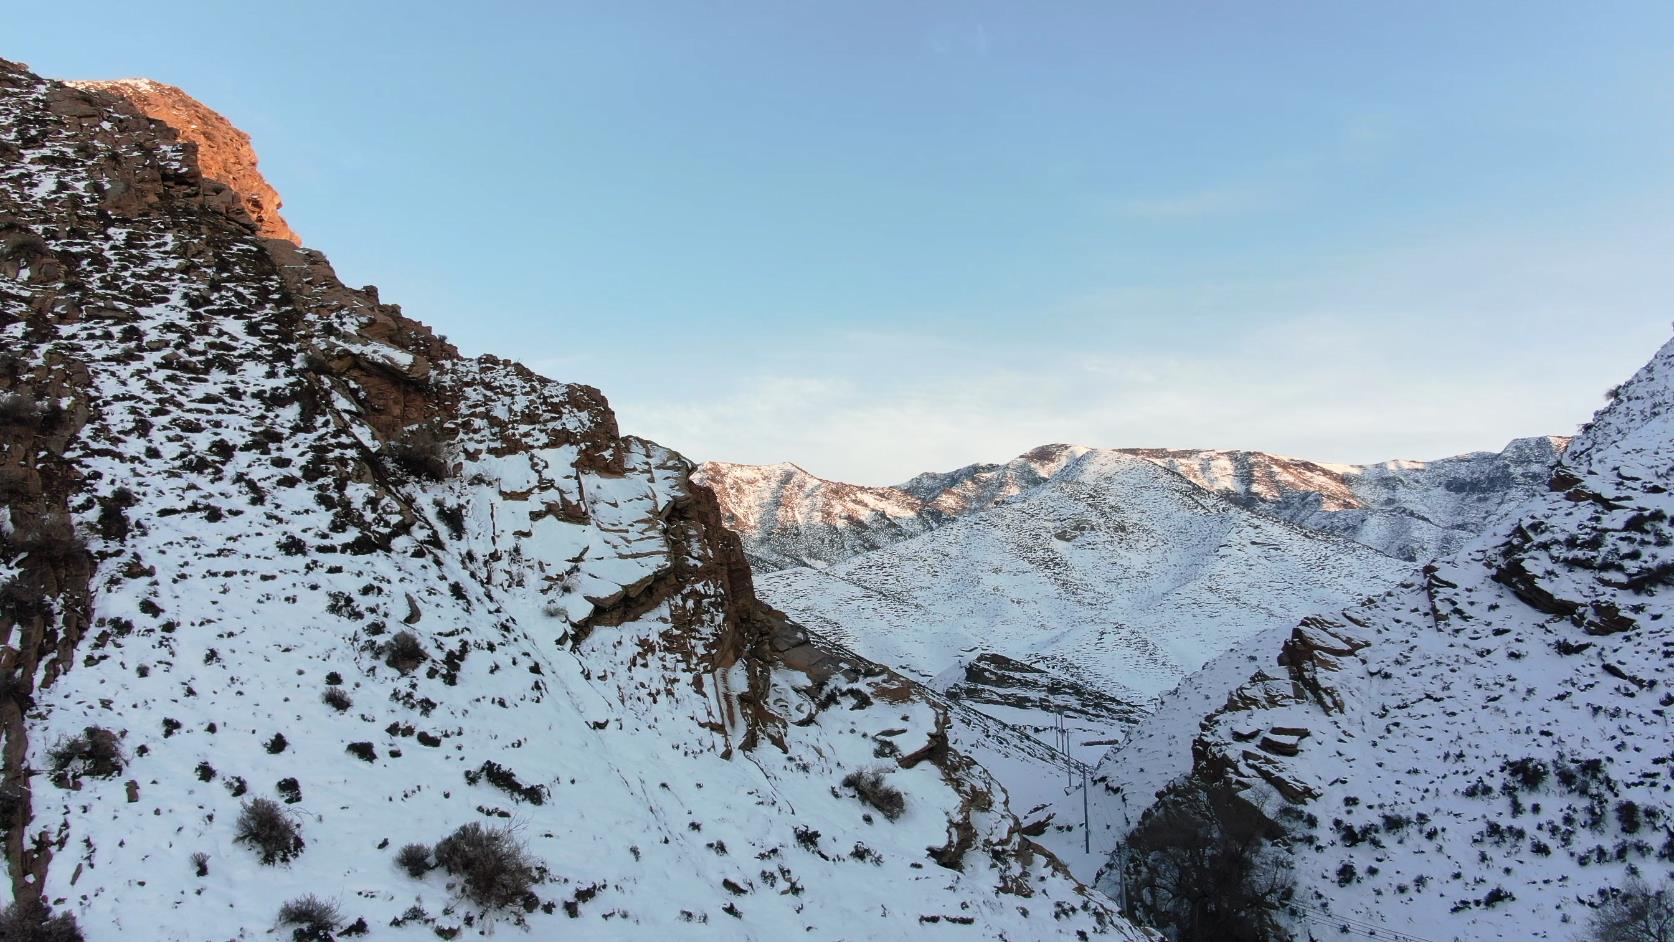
68,78,301,244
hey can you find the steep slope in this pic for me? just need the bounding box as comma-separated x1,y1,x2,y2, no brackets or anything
758,453,1411,757
1102,334,1674,940
706,440,1565,573
0,60,1134,940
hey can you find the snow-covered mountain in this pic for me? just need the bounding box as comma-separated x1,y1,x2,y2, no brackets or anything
756,453,1414,762
0,61,1137,940
693,461,948,572
1086,333,1674,940
702,438,1567,572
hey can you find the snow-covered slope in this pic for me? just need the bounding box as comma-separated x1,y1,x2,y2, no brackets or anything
1099,332,1674,941
0,61,1137,940
758,453,1411,754
693,461,946,571
705,439,1566,573
1132,436,1570,562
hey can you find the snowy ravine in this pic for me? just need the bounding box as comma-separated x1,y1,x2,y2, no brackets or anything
1096,333,1674,941
756,454,1412,767
0,61,1141,940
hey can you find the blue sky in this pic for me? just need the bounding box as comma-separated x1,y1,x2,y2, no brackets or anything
16,2,1674,482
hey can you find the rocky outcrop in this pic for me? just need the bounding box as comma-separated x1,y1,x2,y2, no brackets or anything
67,78,299,244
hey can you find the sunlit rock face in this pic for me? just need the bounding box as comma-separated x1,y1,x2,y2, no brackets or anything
68,77,300,245
0,58,1140,940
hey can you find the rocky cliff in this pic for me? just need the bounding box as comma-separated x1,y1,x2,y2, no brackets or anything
0,59,1133,940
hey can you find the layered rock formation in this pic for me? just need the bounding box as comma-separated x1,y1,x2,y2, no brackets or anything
0,60,1132,939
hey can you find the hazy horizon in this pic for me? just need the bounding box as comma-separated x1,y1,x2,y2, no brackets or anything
15,2,1674,484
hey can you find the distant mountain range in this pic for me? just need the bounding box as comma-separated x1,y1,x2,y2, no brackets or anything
700,436,1569,573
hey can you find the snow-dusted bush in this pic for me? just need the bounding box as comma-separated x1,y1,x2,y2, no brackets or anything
235,798,304,865
396,842,433,877
321,687,352,712
383,630,427,673
0,898,83,941
842,769,905,821
46,726,123,783
432,822,542,909
276,894,341,940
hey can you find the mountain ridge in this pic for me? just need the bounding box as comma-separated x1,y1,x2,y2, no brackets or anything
701,436,1570,573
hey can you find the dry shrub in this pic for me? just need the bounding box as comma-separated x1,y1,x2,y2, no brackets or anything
235,797,304,865
276,895,341,941
46,726,123,783
842,769,906,821
396,842,433,877
383,630,427,674
433,822,541,909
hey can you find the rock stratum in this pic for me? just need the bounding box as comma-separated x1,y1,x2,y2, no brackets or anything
0,60,1136,940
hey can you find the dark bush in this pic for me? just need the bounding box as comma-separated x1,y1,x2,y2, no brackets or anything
322,687,352,712
346,742,377,762
842,769,905,821
276,895,341,941
265,732,288,754
396,842,433,877
235,797,304,865
190,851,209,877
463,761,546,805
435,503,465,540
46,726,123,783
383,630,427,673
433,822,542,908
383,427,451,481
0,899,83,941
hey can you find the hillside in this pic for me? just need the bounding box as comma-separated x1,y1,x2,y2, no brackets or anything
0,60,1134,940
1097,334,1674,940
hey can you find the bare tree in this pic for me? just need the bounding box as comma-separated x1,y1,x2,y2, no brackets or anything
1587,880,1674,942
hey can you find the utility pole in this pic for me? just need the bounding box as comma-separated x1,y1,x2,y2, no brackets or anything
1082,766,1090,854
